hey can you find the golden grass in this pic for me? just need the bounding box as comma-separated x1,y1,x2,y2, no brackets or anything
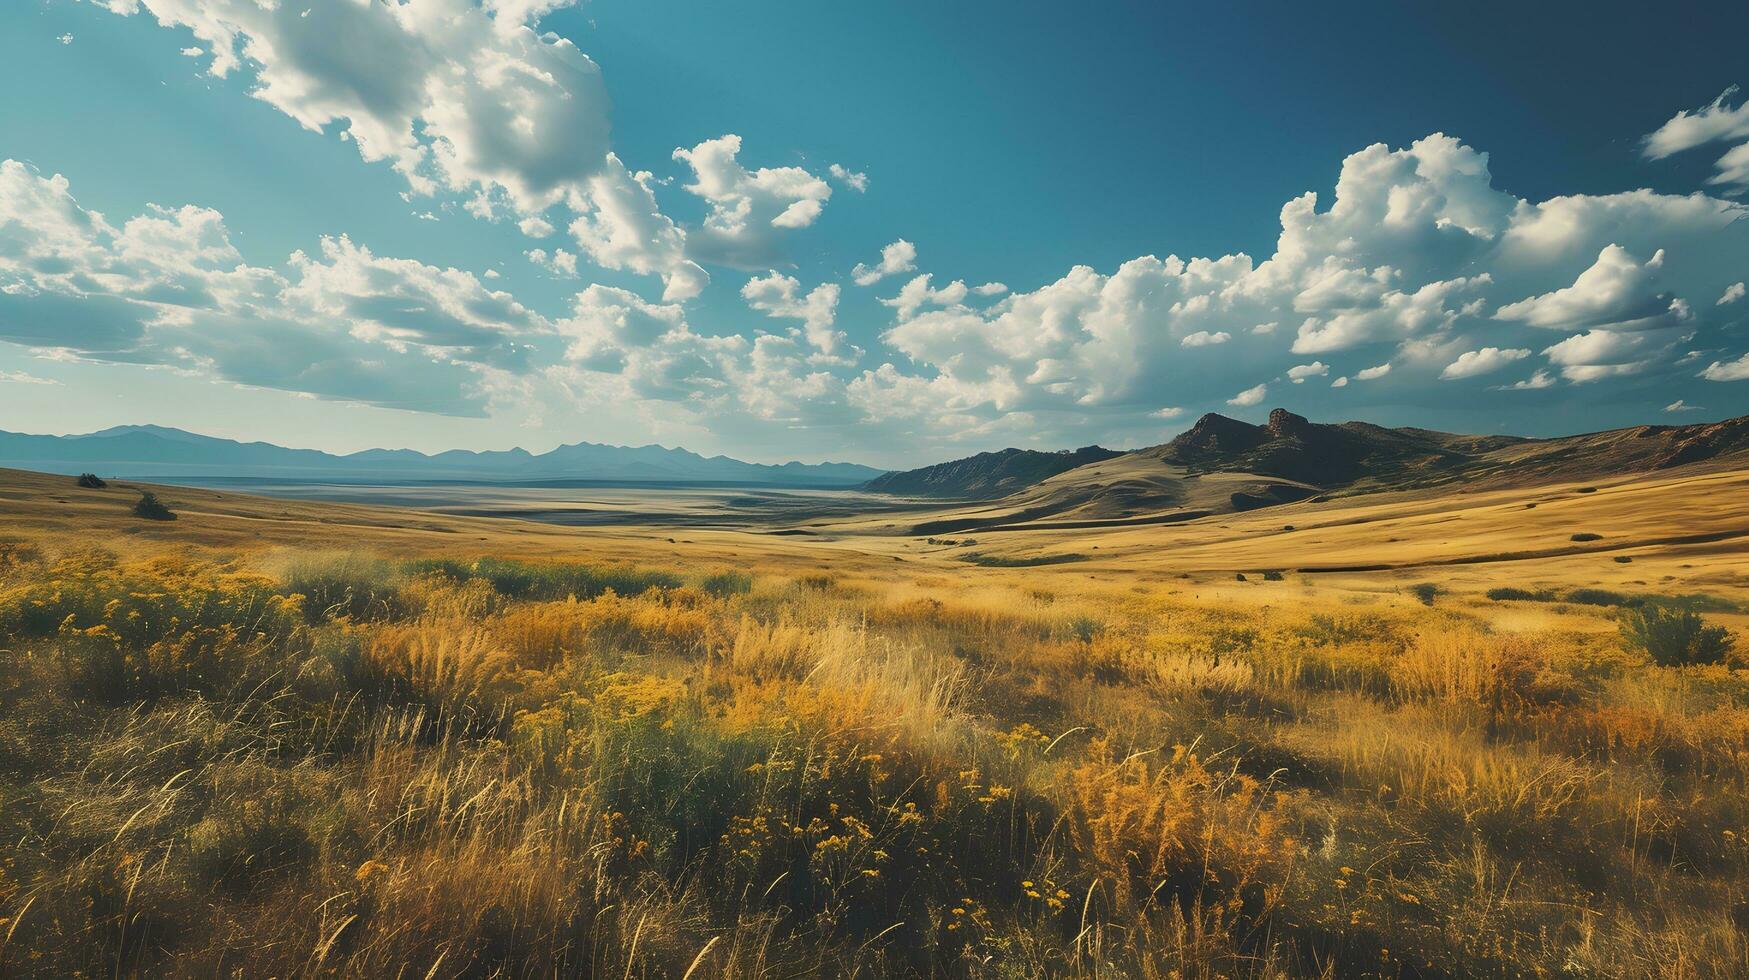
0,469,1745,976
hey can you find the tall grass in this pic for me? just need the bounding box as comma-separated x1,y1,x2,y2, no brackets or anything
0,542,1742,976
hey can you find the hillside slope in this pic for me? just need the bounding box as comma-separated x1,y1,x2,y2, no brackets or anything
861,445,1121,498
865,408,1749,534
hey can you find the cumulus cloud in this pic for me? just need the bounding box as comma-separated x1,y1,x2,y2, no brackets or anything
1330,376,1348,387
1664,399,1703,412
525,247,577,277
672,135,834,267
1541,330,1652,382
1181,330,1230,347
1643,86,1749,194
741,272,844,356
567,155,707,301
1493,245,1675,330
1440,346,1530,380
1287,361,1328,383
1355,363,1392,381
852,239,917,286
1150,406,1185,419
1701,352,1749,381
881,274,970,320
0,158,532,414
1227,383,1268,407
1720,281,1746,305
828,164,868,192
93,0,739,303
1495,370,1557,391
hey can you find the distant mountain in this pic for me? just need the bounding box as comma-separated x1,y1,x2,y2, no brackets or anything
1147,408,1749,491
862,445,1123,498
0,426,886,487
864,408,1749,536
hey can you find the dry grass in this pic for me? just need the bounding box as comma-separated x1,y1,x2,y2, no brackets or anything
0,488,1745,977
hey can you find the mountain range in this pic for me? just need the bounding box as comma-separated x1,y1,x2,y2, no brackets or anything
0,425,886,486
866,407,1749,534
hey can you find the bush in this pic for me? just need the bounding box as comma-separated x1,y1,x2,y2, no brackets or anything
133,491,176,521
407,556,680,601
1620,606,1735,667
1570,532,1602,542
1487,587,1555,602
76,473,107,489
1261,569,1285,581
700,570,754,597
1408,582,1439,605
1564,588,1638,607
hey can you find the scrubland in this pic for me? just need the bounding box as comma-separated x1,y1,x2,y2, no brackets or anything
0,526,1746,978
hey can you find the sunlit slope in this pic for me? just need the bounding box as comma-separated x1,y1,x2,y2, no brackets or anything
911,466,1749,589
4,462,1746,600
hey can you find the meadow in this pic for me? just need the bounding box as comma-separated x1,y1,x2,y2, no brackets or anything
0,517,1745,978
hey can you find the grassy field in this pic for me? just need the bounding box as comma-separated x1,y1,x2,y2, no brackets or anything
0,467,1746,976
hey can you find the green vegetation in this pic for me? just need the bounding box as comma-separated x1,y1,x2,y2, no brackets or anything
1620,604,1736,667
131,490,176,521
74,473,106,489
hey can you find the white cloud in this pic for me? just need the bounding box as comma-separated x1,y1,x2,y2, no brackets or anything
1494,245,1674,330
973,282,1008,296
96,0,738,302
1495,370,1556,391
567,155,707,301
1227,382,1268,407
58,33,74,45
828,164,868,192
1701,352,1749,381
518,215,555,239
1541,330,1651,382
1287,361,1328,383
672,134,833,267
1180,330,1230,348
742,272,844,355
1664,399,1703,412
1720,281,1746,305
1330,376,1348,387
1150,406,1185,419
1439,346,1530,380
881,274,969,320
1643,86,1749,193
526,247,577,277
1354,363,1392,380
0,370,59,385
852,239,917,286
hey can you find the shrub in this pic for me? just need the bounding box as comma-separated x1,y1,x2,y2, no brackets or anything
1408,582,1439,605
407,556,680,601
1570,532,1602,542
1619,606,1735,667
1261,569,1285,581
1564,588,1638,607
1613,556,1633,564
1487,586,1556,602
278,552,404,622
133,491,176,521
75,473,107,489
699,569,753,597
1234,572,1248,582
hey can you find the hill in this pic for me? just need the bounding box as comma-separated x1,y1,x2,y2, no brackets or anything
0,425,885,487
856,408,1749,534
861,445,1121,498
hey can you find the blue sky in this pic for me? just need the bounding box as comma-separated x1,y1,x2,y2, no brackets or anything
1,0,1747,467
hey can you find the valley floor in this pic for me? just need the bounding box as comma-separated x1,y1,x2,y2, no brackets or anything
0,466,1745,976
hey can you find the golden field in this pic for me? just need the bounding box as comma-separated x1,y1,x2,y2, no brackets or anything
0,466,1746,977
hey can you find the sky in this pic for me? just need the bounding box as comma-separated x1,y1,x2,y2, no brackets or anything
1,0,1748,468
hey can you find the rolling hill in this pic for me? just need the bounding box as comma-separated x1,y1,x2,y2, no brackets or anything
0,425,886,487
858,408,1749,534
860,445,1121,498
